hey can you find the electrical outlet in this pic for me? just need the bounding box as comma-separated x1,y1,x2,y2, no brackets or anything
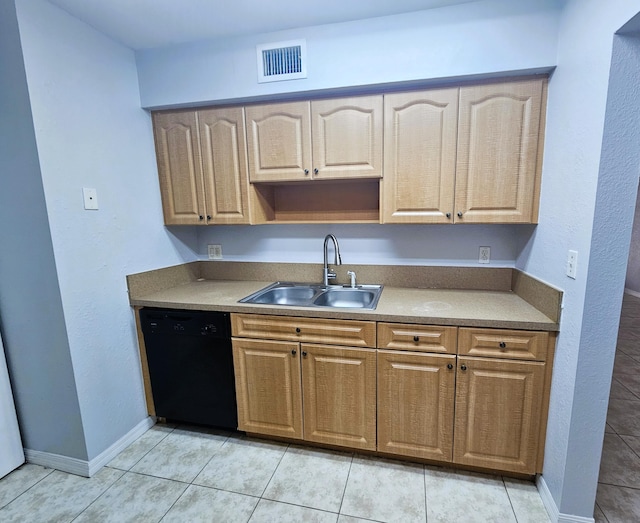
479,246,490,264
567,250,578,279
208,244,222,260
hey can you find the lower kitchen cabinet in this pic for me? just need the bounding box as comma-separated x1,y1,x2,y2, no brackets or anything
302,344,376,450
232,338,303,439
231,314,377,450
377,350,456,461
232,314,554,475
453,356,545,474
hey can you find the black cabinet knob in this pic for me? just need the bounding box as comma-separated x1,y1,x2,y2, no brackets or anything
295,327,301,333
291,349,297,356
304,169,309,175
461,364,467,371
413,336,420,342
499,342,507,349
199,215,204,220
446,213,451,219
447,363,453,370
457,211,463,218
314,168,319,175
302,351,307,357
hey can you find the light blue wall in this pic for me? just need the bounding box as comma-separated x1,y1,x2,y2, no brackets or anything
14,0,198,460
517,0,640,518
137,0,560,108
195,224,530,267
0,0,86,460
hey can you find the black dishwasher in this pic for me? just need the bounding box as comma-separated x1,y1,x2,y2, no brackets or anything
139,308,238,430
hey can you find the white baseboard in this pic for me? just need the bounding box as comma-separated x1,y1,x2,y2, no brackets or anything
537,476,595,523
24,416,155,478
23,448,90,477
87,416,155,476
624,287,640,298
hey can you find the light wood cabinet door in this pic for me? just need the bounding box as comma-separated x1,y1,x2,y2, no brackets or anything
382,88,459,223
302,344,377,450
455,78,545,223
378,350,456,461
152,110,206,225
453,356,545,474
198,107,251,224
232,338,303,440
311,96,383,180
245,101,312,182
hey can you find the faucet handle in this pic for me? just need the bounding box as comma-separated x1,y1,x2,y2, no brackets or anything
347,270,357,288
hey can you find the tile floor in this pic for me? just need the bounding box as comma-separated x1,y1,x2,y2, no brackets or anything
0,423,551,522
596,292,640,522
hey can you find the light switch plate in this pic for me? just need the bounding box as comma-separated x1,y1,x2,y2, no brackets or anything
82,188,98,210
567,250,578,279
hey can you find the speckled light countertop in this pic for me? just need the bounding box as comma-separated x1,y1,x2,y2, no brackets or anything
128,262,560,331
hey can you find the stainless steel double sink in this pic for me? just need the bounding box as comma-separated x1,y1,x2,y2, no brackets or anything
239,281,384,310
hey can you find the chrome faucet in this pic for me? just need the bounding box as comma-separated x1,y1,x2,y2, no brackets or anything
323,234,342,285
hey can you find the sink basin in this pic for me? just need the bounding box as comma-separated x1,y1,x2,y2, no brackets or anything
244,286,316,306
239,282,383,310
312,288,378,308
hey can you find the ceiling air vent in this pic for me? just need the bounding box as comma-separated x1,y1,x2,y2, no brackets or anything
257,40,307,83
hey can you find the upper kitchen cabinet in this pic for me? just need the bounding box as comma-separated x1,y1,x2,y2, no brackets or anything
381,77,546,225
455,78,546,224
245,101,311,183
153,110,206,225
381,88,459,224
152,107,251,225
311,96,383,180
197,107,251,225
245,96,383,183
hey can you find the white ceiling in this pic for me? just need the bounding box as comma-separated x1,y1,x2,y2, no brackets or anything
45,0,482,50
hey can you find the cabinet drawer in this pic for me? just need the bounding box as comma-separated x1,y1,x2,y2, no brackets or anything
231,313,376,348
458,328,548,361
377,323,457,354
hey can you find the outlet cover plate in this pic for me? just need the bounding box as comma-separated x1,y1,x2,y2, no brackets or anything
479,246,490,264
83,187,98,210
208,244,222,260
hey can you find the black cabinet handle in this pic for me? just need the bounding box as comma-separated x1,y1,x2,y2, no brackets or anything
446,213,451,219
457,211,463,218
199,215,204,220
447,363,453,370
302,351,307,357
461,364,467,371
291,349,297,356
413,335,420,342
499,342,507,349
295,327,301,333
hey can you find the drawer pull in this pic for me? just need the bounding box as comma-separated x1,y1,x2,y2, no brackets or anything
447,363,453,370
413,336,420,342
291,349,297,356
499,342,507,349
302,351,307,357
295,327,301,333
460,364,467,371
